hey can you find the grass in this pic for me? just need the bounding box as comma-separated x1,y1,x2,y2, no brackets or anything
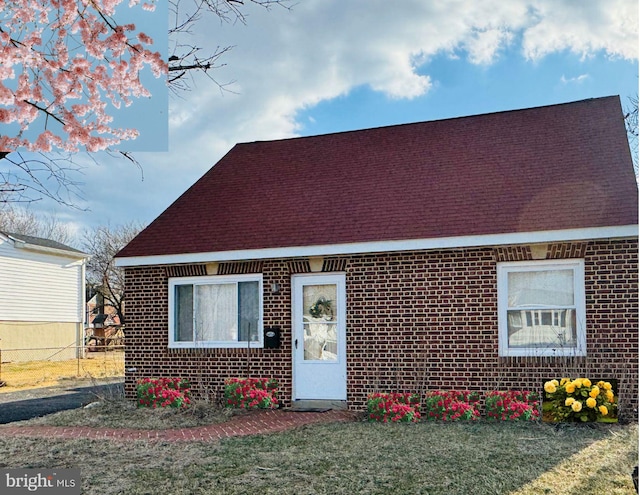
0,352,124,391
2,403,637,494
19,397,242,430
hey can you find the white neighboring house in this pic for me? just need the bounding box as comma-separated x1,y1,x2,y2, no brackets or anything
0,232,89,362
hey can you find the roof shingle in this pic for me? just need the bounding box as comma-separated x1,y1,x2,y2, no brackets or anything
117,96,638,260
2,232,86,255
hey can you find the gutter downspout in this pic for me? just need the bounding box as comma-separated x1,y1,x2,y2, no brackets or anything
79,258,87,359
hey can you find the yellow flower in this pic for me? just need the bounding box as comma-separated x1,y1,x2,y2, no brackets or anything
560,378,570,386
565,383,576,394
551,379,559,387
571,401,583,412
565,397,575,407
597,381,606,389
582,378,592,388
603,382,613,390
573,379,583,388
599,405,608,416
586,397,597,408
589,386,600,398
544,381,557,394
606,390,615,402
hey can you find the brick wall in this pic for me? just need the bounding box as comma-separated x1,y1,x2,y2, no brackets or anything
123,238,638,417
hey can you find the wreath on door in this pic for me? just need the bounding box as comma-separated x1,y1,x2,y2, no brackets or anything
309,296,333,319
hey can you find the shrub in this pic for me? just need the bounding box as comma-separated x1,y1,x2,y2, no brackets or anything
136,377,191,408
485,390,540,421
543,378,618,422
224,378,279,409
367,392,421,423
423,390,481,421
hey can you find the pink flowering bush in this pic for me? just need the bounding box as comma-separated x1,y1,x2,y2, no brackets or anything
485,391,540,421
224,378,279,410
367,392,421,423
424,390,481,421
136,377,191,408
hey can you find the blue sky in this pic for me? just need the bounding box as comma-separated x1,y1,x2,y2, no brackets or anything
110,2,168,152
298,50,637,137
4,0,638,242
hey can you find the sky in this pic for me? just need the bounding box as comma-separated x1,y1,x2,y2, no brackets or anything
109,1,168,151
6,0,639,246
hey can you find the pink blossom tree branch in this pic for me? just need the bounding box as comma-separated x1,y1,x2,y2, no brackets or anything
0,0,167,154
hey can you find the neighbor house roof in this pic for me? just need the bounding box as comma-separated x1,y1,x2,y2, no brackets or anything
1,232,88,258
116,96,638,266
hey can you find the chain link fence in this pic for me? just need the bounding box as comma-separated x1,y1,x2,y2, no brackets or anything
0,343,124,390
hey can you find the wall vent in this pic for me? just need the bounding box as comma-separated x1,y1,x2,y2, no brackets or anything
323,258,347,272
218,261,264,275
164,264,207,278
287,260,310,274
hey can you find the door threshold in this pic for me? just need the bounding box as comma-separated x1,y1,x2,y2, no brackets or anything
291,400,347,411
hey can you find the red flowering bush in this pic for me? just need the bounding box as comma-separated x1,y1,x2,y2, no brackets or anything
485,390,540,421
224,378,279,409
136,377,191,408
424,390,481,421
367,392,421,423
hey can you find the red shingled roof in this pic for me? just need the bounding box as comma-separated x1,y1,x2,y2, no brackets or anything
117,96,638,260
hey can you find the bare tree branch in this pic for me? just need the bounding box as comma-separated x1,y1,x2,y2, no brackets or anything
82,222,145,325
0,206,75,245
624,94,638,178
0,151,86,207
168,0,291,93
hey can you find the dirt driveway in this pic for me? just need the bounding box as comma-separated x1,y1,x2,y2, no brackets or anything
0,379,123,424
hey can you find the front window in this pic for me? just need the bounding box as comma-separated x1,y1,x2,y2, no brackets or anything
497,260,586,357
169,274,263,348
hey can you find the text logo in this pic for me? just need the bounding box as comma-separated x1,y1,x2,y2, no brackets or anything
1,469,80,494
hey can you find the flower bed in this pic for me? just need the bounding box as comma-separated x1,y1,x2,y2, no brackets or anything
423,390,481,421
485,390,540,421
543,378,617,422
367,392,421,423
224,377,279,409
136,377,191,408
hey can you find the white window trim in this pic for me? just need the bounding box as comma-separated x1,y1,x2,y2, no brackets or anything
168,273,263,349
497,259,586,357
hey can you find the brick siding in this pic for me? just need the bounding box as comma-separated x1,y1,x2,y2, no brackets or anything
123,238,638,418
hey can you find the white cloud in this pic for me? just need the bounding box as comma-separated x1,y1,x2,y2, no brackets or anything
560,74,590,84
191,0,637,148
521,0,638,60
465,28,515,65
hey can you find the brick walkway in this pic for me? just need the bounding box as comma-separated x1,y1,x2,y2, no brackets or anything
0,409,357,443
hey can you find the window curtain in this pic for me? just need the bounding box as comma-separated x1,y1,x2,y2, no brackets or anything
195,284,237,341
507,269,577,348
507,269,574,307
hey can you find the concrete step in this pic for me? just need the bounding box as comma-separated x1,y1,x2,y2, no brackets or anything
291,399,348,411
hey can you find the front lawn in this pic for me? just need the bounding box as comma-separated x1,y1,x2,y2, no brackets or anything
0,417,636,494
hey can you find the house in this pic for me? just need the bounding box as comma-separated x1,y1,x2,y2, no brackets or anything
85,293,124,351
85,290,122,331
115,96,638,414
0,232,89,361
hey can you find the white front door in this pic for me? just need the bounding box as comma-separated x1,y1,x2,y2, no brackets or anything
292,273,347,401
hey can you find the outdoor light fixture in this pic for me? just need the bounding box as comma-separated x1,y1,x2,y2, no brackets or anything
271,283,281,294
